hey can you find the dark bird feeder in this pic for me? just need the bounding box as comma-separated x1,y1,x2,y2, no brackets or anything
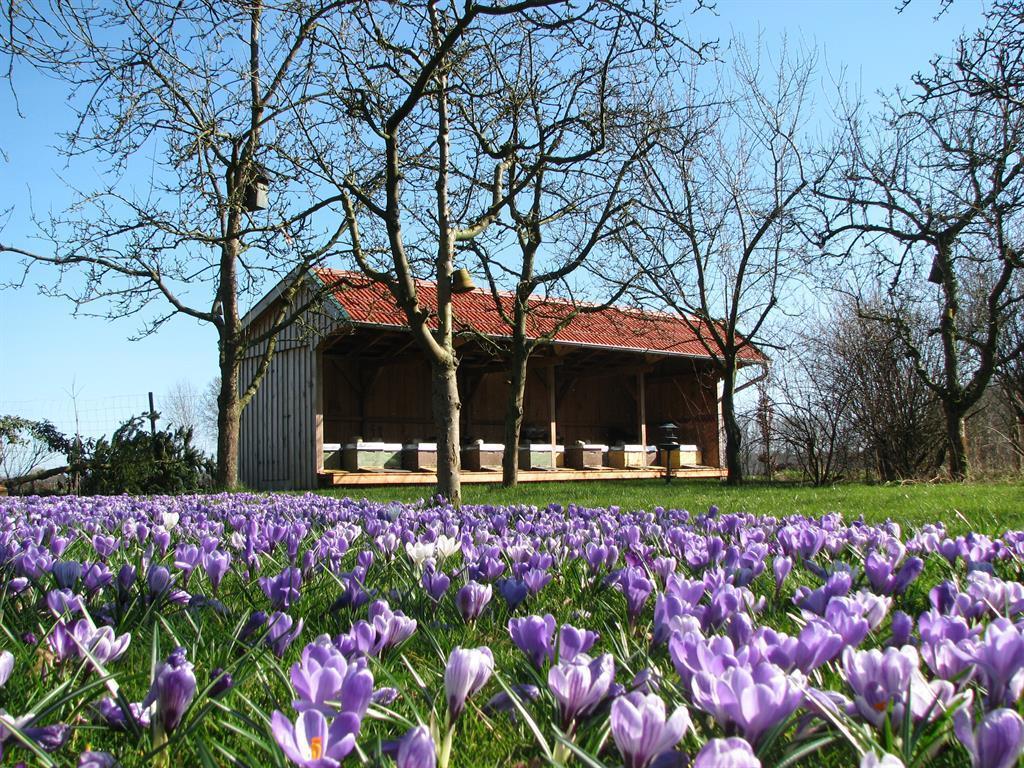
244,165,270,212
658,421,680,484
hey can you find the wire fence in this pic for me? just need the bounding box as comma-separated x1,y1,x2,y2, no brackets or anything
0,393,154,442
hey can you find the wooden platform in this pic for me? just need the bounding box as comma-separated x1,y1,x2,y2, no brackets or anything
318,465,725,487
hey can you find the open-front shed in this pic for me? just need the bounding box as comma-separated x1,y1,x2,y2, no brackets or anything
238,269,763,490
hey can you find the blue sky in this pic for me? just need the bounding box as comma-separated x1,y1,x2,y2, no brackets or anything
0,0,987,442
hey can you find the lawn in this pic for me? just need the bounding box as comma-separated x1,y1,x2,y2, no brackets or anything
319,478,1024,536
2,482,1023,767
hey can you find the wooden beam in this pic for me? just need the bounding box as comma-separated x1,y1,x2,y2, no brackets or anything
637,370,647,446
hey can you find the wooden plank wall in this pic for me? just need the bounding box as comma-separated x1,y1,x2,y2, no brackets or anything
239,280,335,490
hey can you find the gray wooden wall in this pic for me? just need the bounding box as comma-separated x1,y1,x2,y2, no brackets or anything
239,278,339,490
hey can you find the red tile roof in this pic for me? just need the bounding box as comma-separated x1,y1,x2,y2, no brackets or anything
312,268,764,363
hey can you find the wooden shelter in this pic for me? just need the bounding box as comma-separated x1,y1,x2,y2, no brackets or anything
238,269,763,490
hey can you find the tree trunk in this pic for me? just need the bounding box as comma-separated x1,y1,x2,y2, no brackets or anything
502,347,529,488
216,330,242,489
432,358,462,506
944,403,969,481
721,360,743,485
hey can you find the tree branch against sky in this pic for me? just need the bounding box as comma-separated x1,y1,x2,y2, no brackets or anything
0,1,359,488
815,0,1024,480
454,13,694,487
633,37,819,485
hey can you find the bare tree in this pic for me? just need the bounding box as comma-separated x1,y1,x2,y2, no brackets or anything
311,0,671,504
816,0,1024,480
1,2,354,488
996,276,1024,469
162,380,216,452
456,17,692,486
635,39,818,485
772,344,856,487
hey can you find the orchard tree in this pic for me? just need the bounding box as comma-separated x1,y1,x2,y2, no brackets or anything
634,40,818,485
308,0,674,503
817,0,1024,480
459,17,697,486
1,1,354,488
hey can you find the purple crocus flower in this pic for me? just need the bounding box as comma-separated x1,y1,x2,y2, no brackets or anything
143,647,197,734
260,567,303,610
368,600,417,654
558,624,598,664
508,615,556,669
146,566,174,598
52,560,82,589
0,715,70,753
46,589,84,617
70,620,132,666
266,612,304,657
422,564,450,602
210,668,234,698
793,620,844,673
953,704,1024,768
78,751,119,768
444,646,494,721
954,618,1024,706
455,581,492,623
841,646,953,728
291,638,374,718
48,620,77,662
773,556,792,594
890,611,913,647
610,692,691,768
93,697,152,730
271,709,359,768
397,724,436,768
693,738,760,768
497,578,529,611
203,550,231,592
691,662,804,745
522,567,552,596
548,653,615,729
615,567,654,624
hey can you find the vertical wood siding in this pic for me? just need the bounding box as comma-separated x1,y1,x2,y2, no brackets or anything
239,280,336,490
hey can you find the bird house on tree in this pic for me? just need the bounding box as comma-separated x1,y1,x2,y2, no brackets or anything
244,166,269,212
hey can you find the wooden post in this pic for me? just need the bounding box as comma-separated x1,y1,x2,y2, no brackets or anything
147,392,159,436
637,372,647,446
548,365,557,460
314,347,324,472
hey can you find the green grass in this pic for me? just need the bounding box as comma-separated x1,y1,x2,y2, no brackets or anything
319,478,1024,536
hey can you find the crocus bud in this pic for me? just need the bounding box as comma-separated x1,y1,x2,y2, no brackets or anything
143,647,197,733
444,646,494,721
52,561,83,590
397,725,436,768
773,556,792,593
147,566,172,597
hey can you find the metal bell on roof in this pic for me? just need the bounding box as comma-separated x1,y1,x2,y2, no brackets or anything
451,268,476,294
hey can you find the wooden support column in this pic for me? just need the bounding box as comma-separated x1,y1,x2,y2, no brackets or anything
548,365,557,452
315,346,325,471
637,371,647,446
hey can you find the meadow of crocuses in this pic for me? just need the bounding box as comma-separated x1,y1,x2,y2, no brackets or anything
0,492,1022,768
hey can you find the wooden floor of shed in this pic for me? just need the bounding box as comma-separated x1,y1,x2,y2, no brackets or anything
318,465,726,487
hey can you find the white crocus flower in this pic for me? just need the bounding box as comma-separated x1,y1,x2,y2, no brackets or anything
435,535,460,561
405,540,436,571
